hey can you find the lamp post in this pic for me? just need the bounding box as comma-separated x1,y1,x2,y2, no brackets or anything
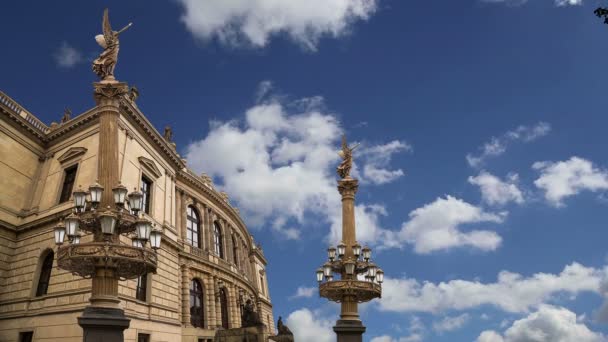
317,136,383,342
54,182,160,341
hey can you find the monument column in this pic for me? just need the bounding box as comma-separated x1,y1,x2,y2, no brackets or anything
77,80,130,342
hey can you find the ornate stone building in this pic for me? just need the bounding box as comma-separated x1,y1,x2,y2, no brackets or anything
0,89,274,342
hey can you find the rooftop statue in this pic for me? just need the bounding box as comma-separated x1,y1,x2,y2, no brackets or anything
269,316,294,342
92,9,132,81
241,299,264,327
336,135,359,179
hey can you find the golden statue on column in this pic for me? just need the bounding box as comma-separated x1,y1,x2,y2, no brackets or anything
92,8,132,82
337,135,359,179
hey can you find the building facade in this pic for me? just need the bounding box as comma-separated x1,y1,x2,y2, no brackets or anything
0,89,274,342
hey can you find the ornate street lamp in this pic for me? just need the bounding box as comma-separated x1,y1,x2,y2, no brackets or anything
316,136,383,342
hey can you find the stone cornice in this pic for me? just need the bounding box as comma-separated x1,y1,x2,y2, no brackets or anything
0,104,47,144
176,171,249,241
46,107,99,143
252,247,268,265
118,98,185,169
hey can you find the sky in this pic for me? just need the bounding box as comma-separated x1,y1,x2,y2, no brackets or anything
4,0,608,340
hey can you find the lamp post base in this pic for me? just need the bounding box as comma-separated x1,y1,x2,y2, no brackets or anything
78,306,130,342
333,320,366,342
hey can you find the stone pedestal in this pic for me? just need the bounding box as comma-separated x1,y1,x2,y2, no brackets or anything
214,326,267,342
78,307,130,342
333,319,366,342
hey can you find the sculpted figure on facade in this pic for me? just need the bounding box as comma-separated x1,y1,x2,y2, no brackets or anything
60,108,71,124
241,299,264,327
92,8,132,81
164,125,173,141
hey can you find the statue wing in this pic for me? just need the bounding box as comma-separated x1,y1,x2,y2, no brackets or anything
102,8,114,46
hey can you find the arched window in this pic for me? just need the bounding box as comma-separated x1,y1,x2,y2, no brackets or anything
219,287,229,329
214,222,224,259
190,279,204,328
36,251,54,296
186,206,201,248
232,235,239,268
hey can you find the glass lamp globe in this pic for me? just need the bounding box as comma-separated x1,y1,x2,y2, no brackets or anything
112,182,128,207
73,186,87,210
64,213,80,237
88,181,104,205
136,217,152,241
316,268,324,282
353,243,362,259
149,227,162,250
128,189,144,213
327,246,337,261
368,263,377,278
337,242,346,258
72,233,81,245
132,238,143,248
376,269,384,283
54,221,66,245
345,262,356,275
99,208,117,235
362,246,372,261
323,263,332,277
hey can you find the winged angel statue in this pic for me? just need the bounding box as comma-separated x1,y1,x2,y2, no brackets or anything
92,9,132,81
337,135,359,179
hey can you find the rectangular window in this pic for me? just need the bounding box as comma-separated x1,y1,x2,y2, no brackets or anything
136,274,147,302
59,165,78,203
137,333,150,342
141,175,152,214
19,332,33,342
260,275,265,296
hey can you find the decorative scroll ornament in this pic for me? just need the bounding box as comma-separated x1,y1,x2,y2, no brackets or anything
319,280,381,303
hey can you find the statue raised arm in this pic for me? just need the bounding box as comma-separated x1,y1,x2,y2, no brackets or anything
92,8,132,81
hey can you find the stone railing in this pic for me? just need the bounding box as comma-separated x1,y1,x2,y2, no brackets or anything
0,90,50,134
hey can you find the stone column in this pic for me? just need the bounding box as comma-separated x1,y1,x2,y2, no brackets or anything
205,276,217,329
180,193,188,241
175,190,182,240
78,81,130,342
225,225,233,264
207,210,215,255
181,264,190,326
333,177,365,342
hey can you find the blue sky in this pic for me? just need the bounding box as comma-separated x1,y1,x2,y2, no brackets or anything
5,0,608,340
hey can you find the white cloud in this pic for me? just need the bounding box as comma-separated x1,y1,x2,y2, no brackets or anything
378,262,603,313
468,171,524,206
476,330,505,342
177,0,378,51
476,305,605,342
433,313,470,333
358,140,411,185
291,286,316,299
185,84,402,242
555,0,582,6
467,122,550,168
371,317,425,342
54,41,83,68
533,157,608,207
285,309,334,342
392,196,504,254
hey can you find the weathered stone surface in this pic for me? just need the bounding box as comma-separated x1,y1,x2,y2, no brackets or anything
214,326,268,342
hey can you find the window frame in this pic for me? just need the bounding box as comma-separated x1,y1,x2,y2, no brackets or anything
219,287,229,329
58,164,79,204
135,273,148,302
140,174,153,215
232,234,239,268
35,251,54,297
213,221,224,259
190,279,205,328
187,205,201,248
19,331,34,342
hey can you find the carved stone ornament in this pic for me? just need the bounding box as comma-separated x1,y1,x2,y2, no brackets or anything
319,280,381,303
57,147,88,164
219,191,229,202
337,178,359,198
57,242,157,280
94,82,129,105
138,156,163,179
